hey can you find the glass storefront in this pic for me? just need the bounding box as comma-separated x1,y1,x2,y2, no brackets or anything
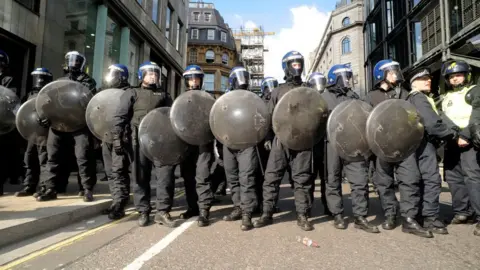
128,35,141,86
63,0,98,75
103,15,122,82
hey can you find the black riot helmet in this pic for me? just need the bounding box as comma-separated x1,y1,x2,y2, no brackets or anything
282,51,304,80
441,60,472,89
229,66,250,90
64,51,86,73
31,67,53,90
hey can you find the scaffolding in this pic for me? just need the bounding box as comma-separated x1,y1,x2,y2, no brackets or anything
232,26,275,92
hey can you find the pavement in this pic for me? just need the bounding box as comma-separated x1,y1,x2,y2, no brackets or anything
0,178,479,270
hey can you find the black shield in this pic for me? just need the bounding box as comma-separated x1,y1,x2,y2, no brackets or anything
209,89,270,150
366,99,424,163
85,88,124,143
327,99,373,162
170,90,215,146
272,87,329,151
138,107,190,165
36,80,93,132
0,86,20,135
15,98,48,145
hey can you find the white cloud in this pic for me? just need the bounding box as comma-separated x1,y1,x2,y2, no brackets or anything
262,6,330,82
244,20,257,30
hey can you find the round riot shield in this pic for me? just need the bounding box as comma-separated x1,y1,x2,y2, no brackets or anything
209,90,270,150
86,88,124,143
170,90,215,146
138,107,190,165
15,98,48,145
327,99,373,162
36,80,93,132
366,99,424,163
0,86,20,135
272,87,329,151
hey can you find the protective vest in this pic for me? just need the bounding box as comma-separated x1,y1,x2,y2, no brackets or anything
409,90,439,114
441,85,475,128
131,88,165,127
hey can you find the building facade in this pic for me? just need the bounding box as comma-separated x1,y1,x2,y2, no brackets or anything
308,0,366,97
364,0,480,93
0,0,188,99
186,1,239,95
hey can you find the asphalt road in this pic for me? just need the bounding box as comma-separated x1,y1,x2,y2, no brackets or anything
7,182,480,270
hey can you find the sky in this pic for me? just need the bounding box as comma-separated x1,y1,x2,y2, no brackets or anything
210,0,338,82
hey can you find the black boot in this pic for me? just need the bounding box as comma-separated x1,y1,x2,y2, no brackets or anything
33,186,46,199
197,209,210,227
36,189,57,201
297,213,313,231
180,208,199,219
423,217,448,235
474,222,480,236
402,217,433,238
101,205,114,215
333,214,346,230
15,187,35,197
83,190,94,202
154,211,177,228
253,212,273,228
223,207,242,221
241,213,253,231
108,205,126,220
354,216,380,233
138,212,150,227
382,216,396,230
450,214,474,224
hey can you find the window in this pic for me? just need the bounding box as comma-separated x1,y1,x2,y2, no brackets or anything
176,20,183,52
136,0,142,4
193,12,200,22
222,53,229,65
104,16,122,82
67,0,87,13
410,0,421,10
128,36,140,86
221,31,227,42
204,73,215,91
165,5,173,40
221,75,228,91
204,12,211,22
342,17,350,26
207,29,215,40
152,0,159,24
411,21,423,62
189,48,198,63
191,29,199,39
205,50,215,63
15,0,40,13
342,37,351,54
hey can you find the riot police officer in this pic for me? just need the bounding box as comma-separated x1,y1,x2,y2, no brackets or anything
37,51,98,202
440,60,480,236
0,50,16,91
321,64,379,233
111,61,173,227
222,66,259,231
407,67,455,234
101,64,132,220
254,51,315,231
367,59,432,238
307,72,327,92
175,65,215,227
15,68,52,197
260,77,278,102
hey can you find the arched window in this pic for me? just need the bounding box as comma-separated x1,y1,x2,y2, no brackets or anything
342,17,350,27
205,50,215,63
222,53,229,65
189,48,197,63
342,37,351,54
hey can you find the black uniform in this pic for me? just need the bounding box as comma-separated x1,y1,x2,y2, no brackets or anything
41,73,98,200
102,84,132,214
321,86,371,223
366,88,422,221
111,86,172,222
258,80,314,230
408,91,455,221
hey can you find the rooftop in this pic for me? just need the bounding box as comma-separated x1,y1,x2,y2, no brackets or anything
189,1,215,9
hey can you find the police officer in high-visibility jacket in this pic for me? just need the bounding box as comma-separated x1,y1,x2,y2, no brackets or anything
440,60,480,236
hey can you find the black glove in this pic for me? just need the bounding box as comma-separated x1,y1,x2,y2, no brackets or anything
112,133,124,155
264,140,272,151
37,117,50,128
470,124,480,149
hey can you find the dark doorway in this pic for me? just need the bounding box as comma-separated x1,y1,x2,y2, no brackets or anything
0,28,36,100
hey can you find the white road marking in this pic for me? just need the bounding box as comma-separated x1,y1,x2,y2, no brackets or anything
123,218,196,270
